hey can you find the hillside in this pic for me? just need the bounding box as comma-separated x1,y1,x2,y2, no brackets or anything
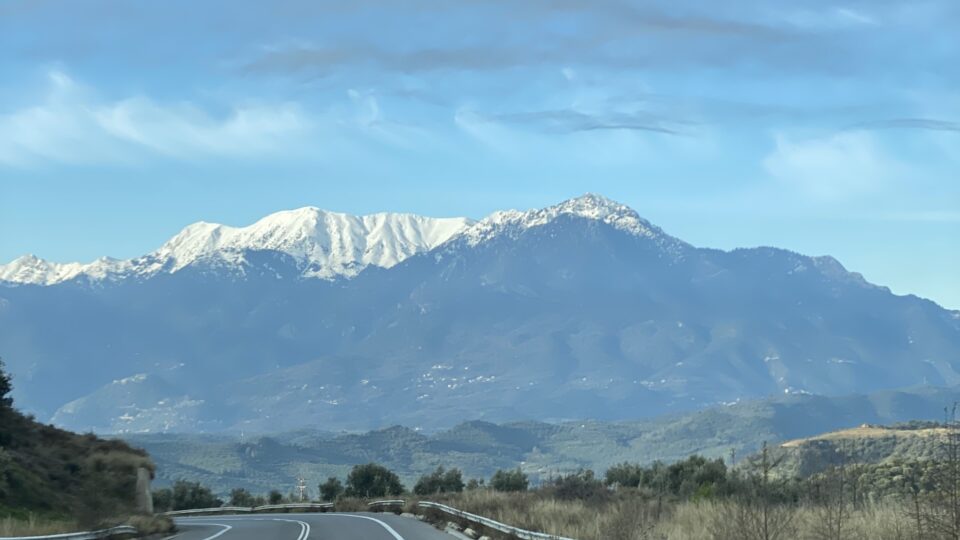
0,361,153,526
126,384,960,495
3,195,959,433
773,422,948,479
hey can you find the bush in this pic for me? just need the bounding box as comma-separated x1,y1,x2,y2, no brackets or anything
319,477,344,502
268,490,283,505
544,469,608,501
229,488,256,507
605,455,729,499
171,480,222,510
414,466,465,495
491,468,528,492
152,488,173,512
345,463,404,498
605,462,643,488
126,515,174,536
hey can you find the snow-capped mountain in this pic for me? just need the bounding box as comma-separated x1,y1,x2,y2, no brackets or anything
454,193,690,256
0,208,474,285
2,194,959,434
0,194,677,286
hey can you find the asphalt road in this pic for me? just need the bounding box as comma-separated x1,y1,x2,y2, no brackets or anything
169,512,454,540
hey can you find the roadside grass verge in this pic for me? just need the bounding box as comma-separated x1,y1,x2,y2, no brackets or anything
389,491,915,540
0,513,79,537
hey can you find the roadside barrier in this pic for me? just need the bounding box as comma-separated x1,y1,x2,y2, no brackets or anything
418,501,576,540
162,502,333,516
368,499,405,510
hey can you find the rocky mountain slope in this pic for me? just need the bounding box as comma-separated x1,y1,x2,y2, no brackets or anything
2,194,958,432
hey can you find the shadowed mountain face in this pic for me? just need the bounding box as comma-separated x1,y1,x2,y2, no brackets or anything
1,195,958,432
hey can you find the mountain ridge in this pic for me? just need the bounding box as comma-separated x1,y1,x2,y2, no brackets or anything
0,194,700,288
2,194,959,432
0,208,475,285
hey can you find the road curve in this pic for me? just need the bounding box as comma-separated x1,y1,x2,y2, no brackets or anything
171,512,454,540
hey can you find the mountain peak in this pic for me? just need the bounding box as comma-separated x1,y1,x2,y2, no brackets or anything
456,194,686,253
558,193,632,215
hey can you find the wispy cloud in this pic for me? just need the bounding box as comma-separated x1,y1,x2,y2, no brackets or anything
843,118,960,132
463,108,690,136
231,0,958,83
0,71,310,166
763,131,899,200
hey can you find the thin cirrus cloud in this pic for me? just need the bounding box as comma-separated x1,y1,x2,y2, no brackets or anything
763,131,898,200
464,108,689,136
0,71,310,167
232,2,944,80
843,118,960,132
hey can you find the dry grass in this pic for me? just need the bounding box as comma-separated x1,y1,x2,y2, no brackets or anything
127,514,175,536
0,514,79,536
781,425,947,448
0,513,172,537
402,490,928,540
661,501,914,540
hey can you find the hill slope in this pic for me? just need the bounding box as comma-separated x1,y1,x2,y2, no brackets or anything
126,385,960,495
0,363,153,524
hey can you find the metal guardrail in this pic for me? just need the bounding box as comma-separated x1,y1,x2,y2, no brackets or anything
253,503,333,512
162,502,333,516
163,506,253,516
418,501,576,540
368,499,405,509
0,525,138,540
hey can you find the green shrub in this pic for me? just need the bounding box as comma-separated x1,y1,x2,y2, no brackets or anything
414,466,465,495
229,488,256,507
544,469,608,501
319,477,344,502
170,480,221,510
491,468,528,492
344,463,404,498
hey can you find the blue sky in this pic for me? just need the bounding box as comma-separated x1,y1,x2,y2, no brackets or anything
0,0,957,308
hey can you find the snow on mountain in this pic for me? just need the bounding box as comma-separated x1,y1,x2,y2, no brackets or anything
454,193,689,254
0,208,474,285
0,195,690,286
154,208,474,279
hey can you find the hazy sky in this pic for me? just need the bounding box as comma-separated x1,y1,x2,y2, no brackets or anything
0,0,957,308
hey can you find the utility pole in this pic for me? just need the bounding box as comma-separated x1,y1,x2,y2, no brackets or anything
297,477,307,502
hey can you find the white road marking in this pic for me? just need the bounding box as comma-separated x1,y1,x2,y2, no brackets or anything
191,523,232,540
274,518,311,540
178,513,409,540
333,514,406,540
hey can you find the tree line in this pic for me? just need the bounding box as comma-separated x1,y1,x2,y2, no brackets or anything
153,462,532,511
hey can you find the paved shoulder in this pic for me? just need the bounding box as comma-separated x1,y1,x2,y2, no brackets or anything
305,512,452,540
352,512,453,540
